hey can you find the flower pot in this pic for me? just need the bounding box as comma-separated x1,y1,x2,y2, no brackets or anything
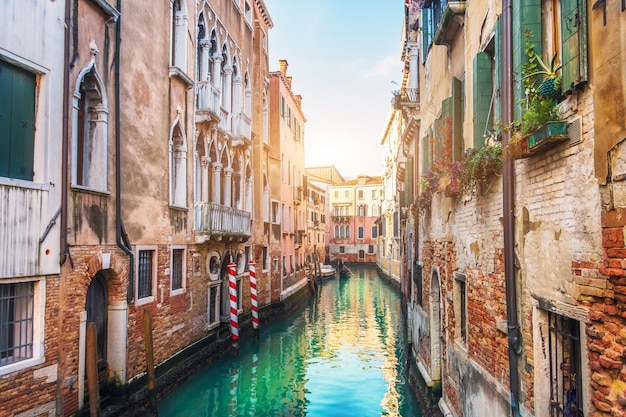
525,121,568,153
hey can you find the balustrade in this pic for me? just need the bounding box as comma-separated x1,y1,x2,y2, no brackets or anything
194,202,251,237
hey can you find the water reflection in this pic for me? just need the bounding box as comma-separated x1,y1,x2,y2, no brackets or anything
158,266,422,417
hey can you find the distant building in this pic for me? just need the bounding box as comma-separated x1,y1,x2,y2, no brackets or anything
306,165,345,263
269,60,308,300
328,175,382,264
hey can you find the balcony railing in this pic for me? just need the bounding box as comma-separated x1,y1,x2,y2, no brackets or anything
194,202,251,240
196,81,221,116
231,112,252,141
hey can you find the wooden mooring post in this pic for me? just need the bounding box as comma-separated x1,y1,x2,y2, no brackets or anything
143,309,158,416
86,322,100,417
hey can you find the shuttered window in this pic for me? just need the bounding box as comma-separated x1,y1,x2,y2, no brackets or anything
451,77,464,163
0,60,36,181
560,0,588,93
473,52,493,149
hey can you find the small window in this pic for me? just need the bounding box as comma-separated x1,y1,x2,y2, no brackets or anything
137,248,156,304
271,201,280,223
262,246,268,271
334,226,339,238
171,247,185,294
359,250,365,259
344,190,349,197
0,282,34,367
368,245,374,254
454,273,467,344
358,227,364,239
358,190,364,199
358,205,366,217
372,226,378,238
547,311,583,416
208,284,219,326
339,246,345,254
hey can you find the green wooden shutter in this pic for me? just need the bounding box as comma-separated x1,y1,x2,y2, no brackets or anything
560,0,588,93
451,77,464,162
512,0,542,121
0,60,35,181
494,16,502,127
422,7,433,63
473,52,492,149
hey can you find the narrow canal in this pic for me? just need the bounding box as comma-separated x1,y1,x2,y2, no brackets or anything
158,266,423,416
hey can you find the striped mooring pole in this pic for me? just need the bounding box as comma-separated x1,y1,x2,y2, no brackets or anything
228,261,238,341
249,260,259,330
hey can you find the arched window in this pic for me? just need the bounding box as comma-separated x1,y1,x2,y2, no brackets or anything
334,226,339,238
169,120,187,207
72,63,108,191
346,225,350,238
171,0,187,70
339,225,345,238
358,205,366,217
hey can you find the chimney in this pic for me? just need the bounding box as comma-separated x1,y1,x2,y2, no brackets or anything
287,76,292,88
279,59,288,76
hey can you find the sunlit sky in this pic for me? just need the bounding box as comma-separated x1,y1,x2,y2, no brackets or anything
264,0,405,180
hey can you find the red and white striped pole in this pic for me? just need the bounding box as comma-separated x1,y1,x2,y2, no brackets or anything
249,260,259,330
228,261,238,341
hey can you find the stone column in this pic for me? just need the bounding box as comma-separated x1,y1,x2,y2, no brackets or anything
223,65,233,112
408,43,419,91
223,167,233,207
199,40,211,82
212,54,223,87
201,156,210,202
212,162,222,204
173,142,187,206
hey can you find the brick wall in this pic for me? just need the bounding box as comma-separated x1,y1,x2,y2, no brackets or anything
587,207,626,416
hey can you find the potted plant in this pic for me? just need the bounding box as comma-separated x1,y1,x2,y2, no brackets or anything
519,30,568,152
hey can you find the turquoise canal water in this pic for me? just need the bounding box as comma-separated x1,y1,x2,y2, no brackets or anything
158,266,423,416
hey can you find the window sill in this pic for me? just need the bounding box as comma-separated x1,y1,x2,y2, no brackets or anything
135,295,155,307
169,66,194,88
169,204,188,212
170,288,185,297
71,184,111,196
0,177,51,191
0,356,45,377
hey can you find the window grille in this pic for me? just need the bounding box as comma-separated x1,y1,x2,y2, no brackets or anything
171,249,184,290
138,250,154,299
0,282,34,366
548,312,583,417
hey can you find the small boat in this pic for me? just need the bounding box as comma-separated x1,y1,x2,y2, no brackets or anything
317,265,336,281
339,267,351,278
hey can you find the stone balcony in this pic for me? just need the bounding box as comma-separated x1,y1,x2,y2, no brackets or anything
196,81,221,122
194,202,251,243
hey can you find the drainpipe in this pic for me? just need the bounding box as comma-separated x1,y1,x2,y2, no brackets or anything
60,0,71,267
501,1,522,416
114,0,135,304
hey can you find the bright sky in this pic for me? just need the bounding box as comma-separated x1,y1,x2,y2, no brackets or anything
264,0,405,180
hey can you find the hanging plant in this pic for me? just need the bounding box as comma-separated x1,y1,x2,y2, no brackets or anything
460,143,502,195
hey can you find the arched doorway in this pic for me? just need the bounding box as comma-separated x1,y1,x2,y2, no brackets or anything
430,270,442,382
86,271,108,374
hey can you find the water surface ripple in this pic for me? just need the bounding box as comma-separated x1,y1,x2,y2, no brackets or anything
158,266,423,416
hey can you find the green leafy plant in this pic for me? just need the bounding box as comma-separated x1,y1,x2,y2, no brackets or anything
519,30,563,135
460,143,502,195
